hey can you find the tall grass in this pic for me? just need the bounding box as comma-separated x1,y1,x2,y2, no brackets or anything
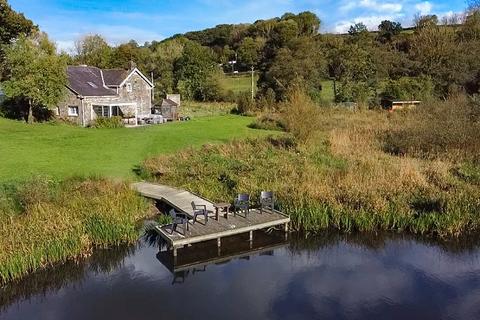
141,91,480,238
0,177,151,283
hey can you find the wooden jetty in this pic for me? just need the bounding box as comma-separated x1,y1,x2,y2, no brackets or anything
132,182,290,256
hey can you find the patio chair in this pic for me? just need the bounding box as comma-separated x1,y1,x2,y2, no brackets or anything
234,193,250,217
191,201,208,224
260,191,275,214
169,209,189,235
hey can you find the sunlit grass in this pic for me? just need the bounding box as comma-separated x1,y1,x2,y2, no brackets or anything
0,115,266,182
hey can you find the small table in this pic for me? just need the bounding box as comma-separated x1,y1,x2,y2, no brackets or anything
213,202,231,220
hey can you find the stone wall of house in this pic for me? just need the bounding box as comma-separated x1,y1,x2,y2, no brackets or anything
57,91,83,125
117,72,152,117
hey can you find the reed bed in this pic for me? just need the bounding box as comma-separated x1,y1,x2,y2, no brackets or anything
141,92,480,238
0,177,151,284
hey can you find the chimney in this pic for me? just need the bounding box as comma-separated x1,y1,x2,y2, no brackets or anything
128,60,137,70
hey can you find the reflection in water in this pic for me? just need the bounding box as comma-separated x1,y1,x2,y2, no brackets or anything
1,231,480,319
0,244,136,312
154,230,289,284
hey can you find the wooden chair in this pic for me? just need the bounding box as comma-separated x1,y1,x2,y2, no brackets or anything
191,201,208,224
169,209,189,235
234,193,250,217
260,191,275,214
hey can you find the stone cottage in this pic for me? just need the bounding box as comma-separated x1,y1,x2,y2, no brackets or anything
57,65,154,126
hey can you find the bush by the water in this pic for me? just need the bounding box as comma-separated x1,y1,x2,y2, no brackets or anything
0,177,151,283
91,116,125,128
142,93,480,238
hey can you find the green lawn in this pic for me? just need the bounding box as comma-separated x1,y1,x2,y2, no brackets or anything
220,73,258,95
0,115,266,181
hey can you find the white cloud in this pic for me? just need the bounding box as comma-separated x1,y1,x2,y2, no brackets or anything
334,15,394,33
56,40,75,53
340,0,403,13
415,1,433,15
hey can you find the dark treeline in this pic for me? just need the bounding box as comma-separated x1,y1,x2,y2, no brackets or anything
2,0,480,107
71,8,480,106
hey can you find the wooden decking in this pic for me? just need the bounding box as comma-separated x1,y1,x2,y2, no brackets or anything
132,182,214,214
132,182,290,255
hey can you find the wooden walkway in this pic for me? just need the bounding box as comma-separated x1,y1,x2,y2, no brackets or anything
132,182,290,256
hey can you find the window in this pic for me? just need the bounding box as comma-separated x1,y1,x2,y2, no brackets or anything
102,106,109,117
126,83,132,92
93,106,103,117
93,105,110,118
68,106,79,117
111,106,120,117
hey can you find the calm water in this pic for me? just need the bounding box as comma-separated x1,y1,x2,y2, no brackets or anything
2,231,480,320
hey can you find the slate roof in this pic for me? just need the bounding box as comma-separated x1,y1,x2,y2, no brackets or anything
161,98,179,107
67,66,116,97
102,69,129,87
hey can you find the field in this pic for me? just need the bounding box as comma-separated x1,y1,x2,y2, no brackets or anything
181,101,236,117
220,74,335,103
0,115,266,182
220,73,258,95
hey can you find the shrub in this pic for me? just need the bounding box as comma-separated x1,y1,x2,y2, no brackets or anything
248,113,285,131
383,94,480,162
381,76,434,101
280,88,321,143
234,91,256,115
91,116,124,129
336,80,375,107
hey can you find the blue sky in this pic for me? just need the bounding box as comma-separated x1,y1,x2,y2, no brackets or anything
10,0,467,52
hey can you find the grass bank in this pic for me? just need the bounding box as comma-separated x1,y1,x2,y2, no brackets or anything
0,177,152,283
0,115,265,181
141,93,480,237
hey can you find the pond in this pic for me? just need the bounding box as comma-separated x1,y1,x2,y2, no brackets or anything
1,231,480,320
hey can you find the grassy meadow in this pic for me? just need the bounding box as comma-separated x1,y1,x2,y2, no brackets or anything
181,101,236,117
220,73,258,95
0,115,266,181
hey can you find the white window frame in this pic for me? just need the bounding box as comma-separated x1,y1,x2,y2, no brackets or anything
68,106,79,117
126,83,132,93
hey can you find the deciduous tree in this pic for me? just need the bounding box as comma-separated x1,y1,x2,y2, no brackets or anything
1,33,67,123
74,34,113,68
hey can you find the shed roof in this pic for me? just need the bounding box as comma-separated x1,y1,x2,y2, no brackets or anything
161,98,179,107
67,66,116,96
